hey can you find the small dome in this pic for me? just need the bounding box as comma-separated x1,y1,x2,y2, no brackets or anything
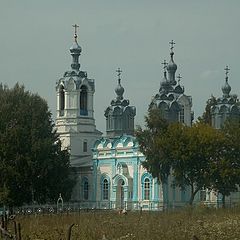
70,41,82,53
222,77,231,97
167,52,177,72
160,76,169,87
174,85,184,94
160,75,172,93
115,80,124,100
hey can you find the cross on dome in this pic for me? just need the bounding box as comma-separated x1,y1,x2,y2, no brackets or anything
169,40,176,52
72,24,79,41
161,60,167,70
177,74,182,84
224,65,230,78
116,67,122,83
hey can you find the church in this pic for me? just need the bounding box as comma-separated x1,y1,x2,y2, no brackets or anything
55,27,240,209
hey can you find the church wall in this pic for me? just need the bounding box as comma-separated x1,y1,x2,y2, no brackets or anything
177,95,192,126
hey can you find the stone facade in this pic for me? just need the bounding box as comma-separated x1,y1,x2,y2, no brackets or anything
55,30,102,201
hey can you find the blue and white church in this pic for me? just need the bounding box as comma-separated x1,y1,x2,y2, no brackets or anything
56,29,212,209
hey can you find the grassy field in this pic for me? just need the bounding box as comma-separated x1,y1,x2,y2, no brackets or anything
7,206,240,240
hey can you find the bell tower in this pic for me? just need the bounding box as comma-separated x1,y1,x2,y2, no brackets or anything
56,25,102,168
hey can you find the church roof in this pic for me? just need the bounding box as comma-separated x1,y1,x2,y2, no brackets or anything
93,135,138,151
211,66,240,116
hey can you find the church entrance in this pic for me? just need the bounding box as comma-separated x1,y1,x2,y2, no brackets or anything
116,179,125,209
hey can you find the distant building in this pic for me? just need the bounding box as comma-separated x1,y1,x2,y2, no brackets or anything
206,66,240,205
211,66,240,129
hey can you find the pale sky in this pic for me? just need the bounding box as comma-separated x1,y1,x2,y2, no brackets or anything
0,0,239,133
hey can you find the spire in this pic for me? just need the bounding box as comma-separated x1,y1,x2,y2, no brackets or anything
115,67,124,100
167,40,177,85
70,24,82,71
222,65,231,97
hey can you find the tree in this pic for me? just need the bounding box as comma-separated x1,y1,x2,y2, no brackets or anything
135,108,170,183
167,122,224,205
198,95,217,125
136,108,224,205
209,119,240,207
0,84,75,207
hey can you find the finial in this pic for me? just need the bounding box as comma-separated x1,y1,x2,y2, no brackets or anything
222,65,231,97
161,60,167,78
169,40,176,53
72,24,79,42
177,74,182,84
161,60,167,71
116,67,122,84
224,65,230,81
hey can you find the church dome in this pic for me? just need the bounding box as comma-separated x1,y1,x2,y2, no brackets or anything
160,63,172,93
160,75,169,87
160,76,172,93
222,77,231,97
174,84,184,94
115,81,124,99
167,52,177,72
70,41,82,53
174,74,184,94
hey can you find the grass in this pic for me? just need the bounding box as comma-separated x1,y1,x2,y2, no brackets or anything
7,206,240,240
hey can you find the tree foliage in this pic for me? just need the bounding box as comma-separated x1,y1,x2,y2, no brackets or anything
209,119,240,207
0,84,75,207
198,95,217,125
136,108,170,183
136,108,240,206
166,122,224,205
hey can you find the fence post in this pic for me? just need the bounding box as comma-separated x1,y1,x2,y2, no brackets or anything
13,221,17,240
67,224,74,240
17,223,21,240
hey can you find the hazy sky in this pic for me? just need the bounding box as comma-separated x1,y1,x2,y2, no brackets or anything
0,0,239,132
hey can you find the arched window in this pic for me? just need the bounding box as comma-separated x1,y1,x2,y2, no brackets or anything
83,178,89,200
144,178,150,200
83,140,87,152
59,85,65,115
179,106,184,123
103,179,109,200
80,85,88,115
141,173,152,201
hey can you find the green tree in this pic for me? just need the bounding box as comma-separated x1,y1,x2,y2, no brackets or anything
136,108,224,205
198,95,217,125
0,84,75,207
209,119,240,207
167,122,224,205
135,108,170,182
